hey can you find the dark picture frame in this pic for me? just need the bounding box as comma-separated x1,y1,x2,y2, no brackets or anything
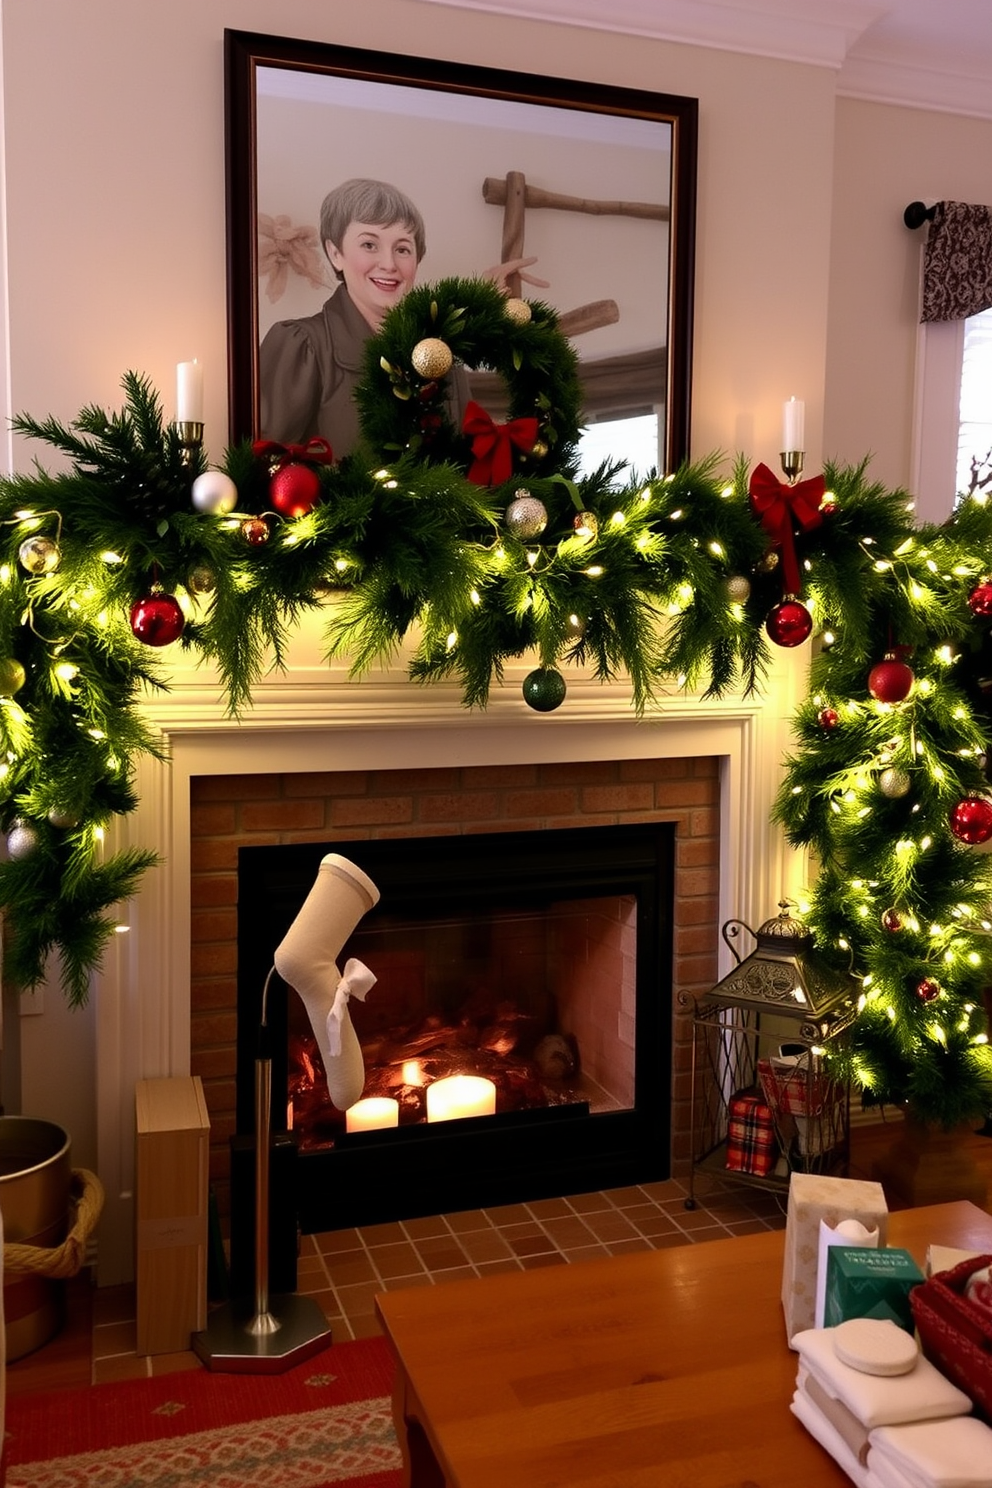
224,29,697,471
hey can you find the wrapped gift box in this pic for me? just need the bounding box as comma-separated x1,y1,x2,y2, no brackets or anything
824,1245,924,1332
782,1173,889,1344
725,1087,778,1176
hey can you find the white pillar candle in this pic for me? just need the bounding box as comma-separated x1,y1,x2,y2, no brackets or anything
176,360,203,422
426,1074,496,1123
345,1096,399,1132
782,396,805,452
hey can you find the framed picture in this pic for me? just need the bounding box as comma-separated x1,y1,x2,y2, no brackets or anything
224,29,697,475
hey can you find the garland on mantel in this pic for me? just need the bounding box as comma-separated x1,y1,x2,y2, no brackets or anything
2,275,992,1126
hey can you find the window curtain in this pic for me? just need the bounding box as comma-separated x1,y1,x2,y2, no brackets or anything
922,200,992,322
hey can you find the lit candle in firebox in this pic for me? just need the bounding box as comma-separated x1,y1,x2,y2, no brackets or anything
426,1074,496,1123
346,1097,399,1132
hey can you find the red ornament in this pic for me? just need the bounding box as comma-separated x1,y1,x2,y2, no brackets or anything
241,517,271,547
130,592,184,647
968,580,992,618
880,907,904,933
270,462,321,519
765,598,812,648
819,497,838,517
949,795,992,845
915,977,941,1003
817,707,839,731
868,653,914,704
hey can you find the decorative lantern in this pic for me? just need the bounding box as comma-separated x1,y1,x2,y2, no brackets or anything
685,904,856,1206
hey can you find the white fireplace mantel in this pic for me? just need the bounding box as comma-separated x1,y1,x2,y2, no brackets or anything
92,618,808,1281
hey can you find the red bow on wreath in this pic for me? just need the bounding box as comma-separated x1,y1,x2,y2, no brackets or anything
251,436,335,469
748,462,825,595
462,401,539,486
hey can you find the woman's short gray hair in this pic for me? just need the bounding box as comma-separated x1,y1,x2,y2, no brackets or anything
320,178,426,277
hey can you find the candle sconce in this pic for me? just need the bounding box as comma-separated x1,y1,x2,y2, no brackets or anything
780,450,805,485
175,420,204,467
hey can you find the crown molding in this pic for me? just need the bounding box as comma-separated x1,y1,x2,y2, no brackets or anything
414,0,992,120
412,0,882,70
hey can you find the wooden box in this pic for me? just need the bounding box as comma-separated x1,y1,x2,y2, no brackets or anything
135,1075,210,1355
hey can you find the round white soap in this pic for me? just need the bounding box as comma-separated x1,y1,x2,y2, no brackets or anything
833,1317,919,1376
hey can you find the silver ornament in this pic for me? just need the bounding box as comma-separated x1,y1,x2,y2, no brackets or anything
48,807,80,829
879,767,911,799
725,575,751,604
18,535,61,575
505,494,548,539
7,819,39,859
191,470,238,515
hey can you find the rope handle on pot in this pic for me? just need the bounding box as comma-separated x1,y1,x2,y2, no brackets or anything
3,1167,105,1279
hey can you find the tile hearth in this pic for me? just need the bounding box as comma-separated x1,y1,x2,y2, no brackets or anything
11,1174,787,1392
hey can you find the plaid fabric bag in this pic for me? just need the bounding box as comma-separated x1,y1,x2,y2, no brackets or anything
725,1087,778,1176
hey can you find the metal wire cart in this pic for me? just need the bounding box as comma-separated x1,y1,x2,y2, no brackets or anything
684,905,859,1208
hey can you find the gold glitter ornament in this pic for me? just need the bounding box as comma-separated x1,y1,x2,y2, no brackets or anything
504,298,532,325
410,337,453,379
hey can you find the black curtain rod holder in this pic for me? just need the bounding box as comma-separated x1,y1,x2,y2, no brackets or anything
904,201,937,230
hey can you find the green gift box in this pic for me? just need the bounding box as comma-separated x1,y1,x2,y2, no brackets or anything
823,1245,924,1333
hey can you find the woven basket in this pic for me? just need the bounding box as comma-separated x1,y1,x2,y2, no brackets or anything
910,1252,992,1423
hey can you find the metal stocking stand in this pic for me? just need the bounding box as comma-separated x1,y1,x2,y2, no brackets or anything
192,970,333,1372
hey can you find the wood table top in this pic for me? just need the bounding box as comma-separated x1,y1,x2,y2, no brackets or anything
376,1200,992,1488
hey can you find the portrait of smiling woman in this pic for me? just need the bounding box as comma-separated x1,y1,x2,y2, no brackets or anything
259,178,426,452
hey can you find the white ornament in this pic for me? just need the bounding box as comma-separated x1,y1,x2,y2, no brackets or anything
879,767,911,799
191,470,238,515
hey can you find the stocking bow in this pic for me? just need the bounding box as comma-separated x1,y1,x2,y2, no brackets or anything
462,401,538,486
326,957,377,1057
252,437,335,469
748,462,825,595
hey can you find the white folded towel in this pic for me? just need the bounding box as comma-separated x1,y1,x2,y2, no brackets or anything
790,1386,872,1488
793,1328,973,1428
798,1366,871,1464
869,1417,992,1488
868,1458,916,1488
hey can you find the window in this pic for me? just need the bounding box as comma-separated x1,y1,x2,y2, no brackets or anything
957,307,992,495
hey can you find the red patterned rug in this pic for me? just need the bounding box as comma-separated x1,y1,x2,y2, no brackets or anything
3,1335,403,1487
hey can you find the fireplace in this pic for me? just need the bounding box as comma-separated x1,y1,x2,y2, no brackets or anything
235,823,674,1232
89,623,801,1285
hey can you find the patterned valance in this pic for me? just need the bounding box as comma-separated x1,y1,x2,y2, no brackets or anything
922,200,992,322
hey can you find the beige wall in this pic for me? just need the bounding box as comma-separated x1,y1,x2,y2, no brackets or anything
0,0,974,1160
825,96,992,495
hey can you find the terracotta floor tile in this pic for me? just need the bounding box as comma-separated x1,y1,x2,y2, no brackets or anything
630,1211,681,1239
350,1313,385,1340
444,1209,493,1234
537,1216,598,1248
403,1214,453,1240
431,1266,478,1285
507,1231,556,1258
456,1230,514,1264
524,1197,574,1220
411,1236,471,1270
312,1227,362,1254
560,1244,611,1264
93,1319,138,1358
520,1251,568,1269
605,1237,653,1255
358,1220,408,1246
324,1251,378,1287
481,1203,533,1225
368,1242,427,1280
564,1191,614,1214
474,1258,524,1277
580,1211,639,1242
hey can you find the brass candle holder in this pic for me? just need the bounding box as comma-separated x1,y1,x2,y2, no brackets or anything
780,450,805,485
175,420,204,466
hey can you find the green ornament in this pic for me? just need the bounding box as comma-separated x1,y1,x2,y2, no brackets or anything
522,667,566,712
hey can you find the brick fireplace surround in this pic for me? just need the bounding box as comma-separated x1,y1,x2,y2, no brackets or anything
190,755,720,1225
90,620,804,1283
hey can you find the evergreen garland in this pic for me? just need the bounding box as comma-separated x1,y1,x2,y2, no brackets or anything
0,278,991,1126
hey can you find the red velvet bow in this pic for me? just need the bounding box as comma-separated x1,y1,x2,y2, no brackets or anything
462,401,539,486
748,462,826,595
252,436,334,468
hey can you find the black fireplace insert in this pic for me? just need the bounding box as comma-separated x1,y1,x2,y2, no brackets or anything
235,822,675,1234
